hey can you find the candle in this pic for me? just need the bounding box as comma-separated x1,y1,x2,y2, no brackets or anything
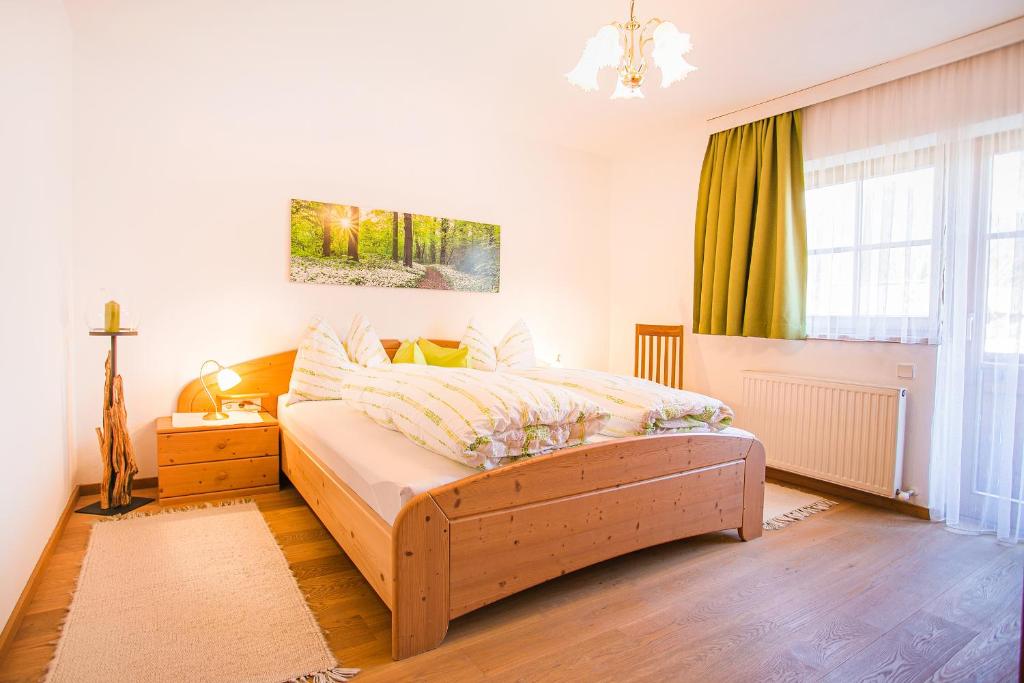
104,300,120,332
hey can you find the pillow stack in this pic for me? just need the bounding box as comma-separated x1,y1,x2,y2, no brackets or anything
287,317,359,404
346,313,391,368
417,339,470,367
288,315,540,405
461,319,536,371
392,340,426,365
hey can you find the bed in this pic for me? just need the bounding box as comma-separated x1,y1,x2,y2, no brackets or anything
176,341,766,660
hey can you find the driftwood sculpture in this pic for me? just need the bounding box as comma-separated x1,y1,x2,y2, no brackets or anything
95,352,138,509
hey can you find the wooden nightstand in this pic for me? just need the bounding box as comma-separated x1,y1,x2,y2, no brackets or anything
155,412,280,503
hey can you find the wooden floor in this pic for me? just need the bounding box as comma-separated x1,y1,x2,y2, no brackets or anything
1,483,1021,682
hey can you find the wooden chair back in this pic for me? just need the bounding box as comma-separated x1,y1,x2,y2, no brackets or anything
634,324,684,389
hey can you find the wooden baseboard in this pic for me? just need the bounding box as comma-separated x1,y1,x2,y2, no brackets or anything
0,484,80,661
767,467,931,520
78,476,158,497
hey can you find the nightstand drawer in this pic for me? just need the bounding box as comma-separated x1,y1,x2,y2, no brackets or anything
158,456,279,498
157,426,278,466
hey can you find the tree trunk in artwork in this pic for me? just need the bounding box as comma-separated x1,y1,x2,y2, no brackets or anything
439,218,449,265
347,206,360,262
97,352,138,509
319,205,331,257
392,211,400,262
403,213,413,267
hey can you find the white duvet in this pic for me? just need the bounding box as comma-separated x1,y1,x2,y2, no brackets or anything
337,364,610,469
509,367,734,437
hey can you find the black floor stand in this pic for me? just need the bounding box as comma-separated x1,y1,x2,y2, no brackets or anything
76,496,155,516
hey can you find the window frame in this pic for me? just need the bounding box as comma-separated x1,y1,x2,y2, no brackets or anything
974,137,1024,362
804,150,943,343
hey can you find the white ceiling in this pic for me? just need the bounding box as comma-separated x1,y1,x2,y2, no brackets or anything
67,0,1024,157
364,0,1023,155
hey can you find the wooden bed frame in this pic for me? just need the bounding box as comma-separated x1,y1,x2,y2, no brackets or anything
177,341,766,660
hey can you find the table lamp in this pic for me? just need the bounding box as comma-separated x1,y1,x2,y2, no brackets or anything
199,360,242,420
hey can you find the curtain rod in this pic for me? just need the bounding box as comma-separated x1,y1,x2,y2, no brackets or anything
705,16,1024,123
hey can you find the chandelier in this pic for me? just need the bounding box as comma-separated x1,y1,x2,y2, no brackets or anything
566,0,696,99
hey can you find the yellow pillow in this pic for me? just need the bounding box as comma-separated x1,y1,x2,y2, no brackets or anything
417,338,469,368
393,340,427,365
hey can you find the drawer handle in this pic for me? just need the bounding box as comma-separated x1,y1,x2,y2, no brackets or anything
215,471,228,481
216,442,227,450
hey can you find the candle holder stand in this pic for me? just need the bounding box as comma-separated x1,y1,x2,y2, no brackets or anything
76,329,153,516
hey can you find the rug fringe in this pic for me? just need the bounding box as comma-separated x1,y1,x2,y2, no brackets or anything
286,666,361,682
259,514,360,679
763,498,836,530
95,497,256,522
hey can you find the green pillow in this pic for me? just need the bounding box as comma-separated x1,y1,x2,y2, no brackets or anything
417,338,469,368
393,340,427,365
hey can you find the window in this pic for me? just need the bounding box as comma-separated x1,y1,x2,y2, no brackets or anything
982,149,1024,355
805,158,940,342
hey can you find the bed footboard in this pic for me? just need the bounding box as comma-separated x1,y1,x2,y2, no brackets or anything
391,433,766,660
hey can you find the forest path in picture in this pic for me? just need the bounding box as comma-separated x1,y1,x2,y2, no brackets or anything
289,198,500,293
419,266,451,290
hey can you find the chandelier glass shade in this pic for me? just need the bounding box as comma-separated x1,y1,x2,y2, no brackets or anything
566,0,696,99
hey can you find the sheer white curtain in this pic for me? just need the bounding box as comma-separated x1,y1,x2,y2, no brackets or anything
802,44,1023,347
804,43,1024,541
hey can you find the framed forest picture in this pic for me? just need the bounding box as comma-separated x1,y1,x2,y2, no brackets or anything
289,198,500,292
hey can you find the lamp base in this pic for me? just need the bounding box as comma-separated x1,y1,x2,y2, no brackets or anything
203,411,230,421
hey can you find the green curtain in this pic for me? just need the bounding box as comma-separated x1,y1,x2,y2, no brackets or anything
693,110,807,339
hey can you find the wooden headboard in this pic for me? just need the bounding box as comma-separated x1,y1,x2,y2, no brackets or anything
175,339,462,416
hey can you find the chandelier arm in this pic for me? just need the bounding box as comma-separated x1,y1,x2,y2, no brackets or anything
639,18,663,48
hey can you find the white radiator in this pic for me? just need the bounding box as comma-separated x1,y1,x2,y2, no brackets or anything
740,371,907,497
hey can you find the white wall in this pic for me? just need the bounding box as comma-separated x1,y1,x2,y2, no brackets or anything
0,0,74,627
607,125,936,508
67,2,611,483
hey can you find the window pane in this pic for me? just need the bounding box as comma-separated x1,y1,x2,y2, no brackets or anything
859,245,931,317
808,252,854,316
991,151,1024,235
862,167,935,244
984,236,1024,354
806,182,856,250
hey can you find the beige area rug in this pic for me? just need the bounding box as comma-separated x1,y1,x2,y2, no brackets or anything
46,501,358,683
763,482,836,530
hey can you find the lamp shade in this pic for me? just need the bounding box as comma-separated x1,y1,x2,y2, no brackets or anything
566,25,623,92
611,80,645,99
216,367,242,391
652,22,697,88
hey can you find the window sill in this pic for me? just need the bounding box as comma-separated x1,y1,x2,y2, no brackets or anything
805,334,936,346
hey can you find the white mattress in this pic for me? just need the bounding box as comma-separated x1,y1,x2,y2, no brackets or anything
278,394,755,526
278,396,476,524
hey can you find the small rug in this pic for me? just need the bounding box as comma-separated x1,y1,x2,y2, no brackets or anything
763,482,836,530
46,500,358,683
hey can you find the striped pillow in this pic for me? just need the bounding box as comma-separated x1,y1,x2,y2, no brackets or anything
287,317,358,405
461,318,498,371
496,319,536,370
346,313,391,368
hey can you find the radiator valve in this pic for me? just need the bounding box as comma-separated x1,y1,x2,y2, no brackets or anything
895,488,916,502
